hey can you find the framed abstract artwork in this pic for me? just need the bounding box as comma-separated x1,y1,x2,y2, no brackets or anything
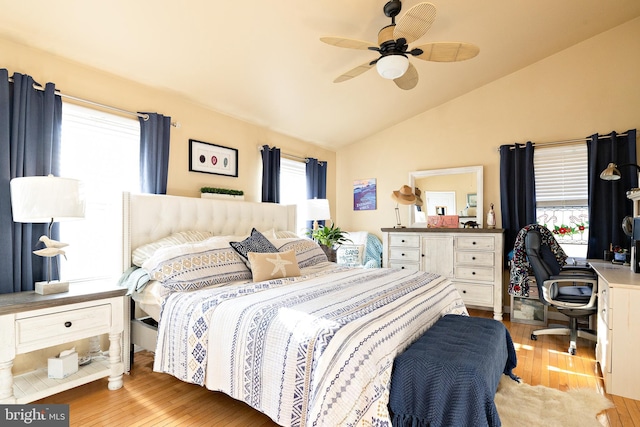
189,139,238,177
354,178,376,210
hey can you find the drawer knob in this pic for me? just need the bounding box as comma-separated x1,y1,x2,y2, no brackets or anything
472,271,476,275
401,253,405,256
472,256,476,260
462,290,467,294
401,239,405,243
472,241,477,245
401,266,405,269
64,321,72,328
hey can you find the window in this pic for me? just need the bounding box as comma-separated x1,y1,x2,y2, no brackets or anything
59,103,140,281
534,144,589,258
280,158,307,234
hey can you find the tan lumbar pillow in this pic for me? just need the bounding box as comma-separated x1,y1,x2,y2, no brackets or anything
248,250,301,282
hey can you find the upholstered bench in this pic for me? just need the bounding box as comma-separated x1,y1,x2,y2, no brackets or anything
389,314,518,427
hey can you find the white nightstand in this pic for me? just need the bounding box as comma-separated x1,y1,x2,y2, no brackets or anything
0,281,127,403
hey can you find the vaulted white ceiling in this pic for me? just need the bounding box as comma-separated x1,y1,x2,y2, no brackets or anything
1,0,639,149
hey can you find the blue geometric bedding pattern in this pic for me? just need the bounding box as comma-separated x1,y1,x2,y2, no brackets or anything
154,264,467,427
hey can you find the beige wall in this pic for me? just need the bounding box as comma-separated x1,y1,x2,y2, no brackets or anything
336,17,640,237
1,37,336,219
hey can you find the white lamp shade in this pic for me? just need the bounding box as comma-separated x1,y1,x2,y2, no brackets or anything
304,198,331,221
10,175,86,223
376,55,409,80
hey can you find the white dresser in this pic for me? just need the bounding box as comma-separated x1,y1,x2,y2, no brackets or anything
589,260,640,401
382,228,504,320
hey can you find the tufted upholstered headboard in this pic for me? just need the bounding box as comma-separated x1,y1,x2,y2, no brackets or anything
121,192,296,271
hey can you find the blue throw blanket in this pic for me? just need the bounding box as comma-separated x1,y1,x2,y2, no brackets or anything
389,314,518,427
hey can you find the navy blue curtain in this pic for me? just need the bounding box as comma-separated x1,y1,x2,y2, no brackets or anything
306,157,328,229
499,142,536,262
261,145,280,203
0,70,62,293
587,130,637,259
139,112,171,194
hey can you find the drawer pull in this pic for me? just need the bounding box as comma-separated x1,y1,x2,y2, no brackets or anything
64,321,72,328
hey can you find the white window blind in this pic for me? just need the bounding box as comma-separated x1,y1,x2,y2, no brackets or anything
280,158,307,234
59,103,140,281
534,144,588,207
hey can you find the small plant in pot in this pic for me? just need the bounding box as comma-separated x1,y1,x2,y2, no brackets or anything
200,187,244,199
309,223,351,262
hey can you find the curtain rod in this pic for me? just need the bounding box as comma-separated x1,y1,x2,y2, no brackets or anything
7,77,180,127
499,132,631,151
258,145,324,165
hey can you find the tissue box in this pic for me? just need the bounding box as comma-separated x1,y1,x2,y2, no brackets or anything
48,351,78,379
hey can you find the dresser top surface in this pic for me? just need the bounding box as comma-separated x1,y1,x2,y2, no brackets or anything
381,227,504,234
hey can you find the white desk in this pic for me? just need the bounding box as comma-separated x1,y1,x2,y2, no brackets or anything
589,260,640,401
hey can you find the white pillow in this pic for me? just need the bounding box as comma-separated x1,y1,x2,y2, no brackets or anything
142,236,251,292
271,238,328,268
336,244,365,267
132,230,215,267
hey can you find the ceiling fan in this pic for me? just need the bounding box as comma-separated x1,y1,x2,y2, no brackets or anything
321,1,479,90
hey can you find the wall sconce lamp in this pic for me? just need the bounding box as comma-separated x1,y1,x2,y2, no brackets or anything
10,175,85,294
600,163,640,181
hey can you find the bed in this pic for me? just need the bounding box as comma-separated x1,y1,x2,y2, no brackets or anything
122,192,468,427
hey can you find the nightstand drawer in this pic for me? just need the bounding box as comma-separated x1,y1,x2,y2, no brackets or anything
16,304,111,352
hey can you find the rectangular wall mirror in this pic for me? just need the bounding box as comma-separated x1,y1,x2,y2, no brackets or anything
409,166,483,227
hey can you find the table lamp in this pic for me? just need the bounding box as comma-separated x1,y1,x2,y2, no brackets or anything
391,185,417,228
305,198,331,230
10,175,85,294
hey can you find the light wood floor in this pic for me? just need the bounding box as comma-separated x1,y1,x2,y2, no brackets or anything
36,309,640,426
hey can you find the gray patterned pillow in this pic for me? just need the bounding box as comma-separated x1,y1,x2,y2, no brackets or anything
230,228,278,267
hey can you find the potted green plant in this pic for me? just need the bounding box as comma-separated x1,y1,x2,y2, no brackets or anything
309,223,351,262
200,187,244,200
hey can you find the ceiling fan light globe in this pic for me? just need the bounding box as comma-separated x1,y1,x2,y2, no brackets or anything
376,55,409,79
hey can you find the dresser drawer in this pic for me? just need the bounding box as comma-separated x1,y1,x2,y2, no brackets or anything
388,261,420,271
455,236,495,251
454,266,494,282
454,251,494,266
453,282,493,306
598,285,611,329
16,304,112,352
389,247,421,262
389,234,420,248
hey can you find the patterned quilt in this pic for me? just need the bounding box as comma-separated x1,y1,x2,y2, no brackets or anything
154,263,467,426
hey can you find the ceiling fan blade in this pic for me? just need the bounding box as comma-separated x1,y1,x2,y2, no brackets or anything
334,61,375,83
413,42,480,62
320,36,378,50
394,62,419,90
394,2,437,44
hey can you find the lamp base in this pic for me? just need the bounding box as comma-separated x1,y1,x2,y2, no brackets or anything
35,280,69,295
